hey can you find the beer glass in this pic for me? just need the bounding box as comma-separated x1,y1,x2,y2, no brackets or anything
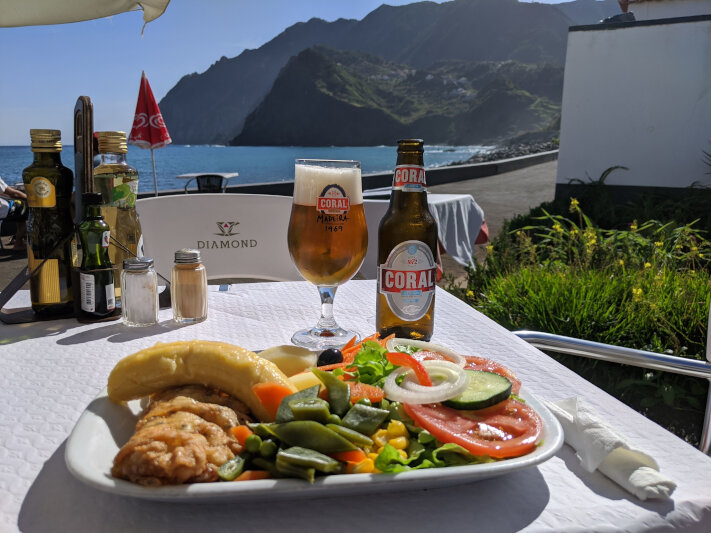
288,159,368,350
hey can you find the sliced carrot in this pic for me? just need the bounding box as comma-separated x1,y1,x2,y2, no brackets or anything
230,425,253,447
234,470,271,482
348,382,385,404
330,449,367,463
251,382,295,420
342,335,358,351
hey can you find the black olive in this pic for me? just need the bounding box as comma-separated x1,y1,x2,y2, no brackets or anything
317,348,344,366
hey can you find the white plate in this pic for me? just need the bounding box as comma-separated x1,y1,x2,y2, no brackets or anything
65,388,564,502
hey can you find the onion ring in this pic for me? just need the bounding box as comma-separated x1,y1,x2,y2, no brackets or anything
383,360,469,404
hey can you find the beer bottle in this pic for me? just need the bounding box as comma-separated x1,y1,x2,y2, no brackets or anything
78,193,116,317
376,139,438,341
22,129,75,316
94,131,143,304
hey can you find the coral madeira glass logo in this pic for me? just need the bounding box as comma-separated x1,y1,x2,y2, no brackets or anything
317,184,350,215
215,221,239,236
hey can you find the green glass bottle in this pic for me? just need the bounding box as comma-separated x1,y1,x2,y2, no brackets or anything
78,193,116,317
22,129,75,316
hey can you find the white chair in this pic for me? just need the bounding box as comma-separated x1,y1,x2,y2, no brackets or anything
136,194,302,282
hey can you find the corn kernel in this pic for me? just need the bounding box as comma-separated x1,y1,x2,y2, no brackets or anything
398,449,408,460
387,420,408,438
367,452,380,462
372,429,389,448
388,436,409,450
347,458,375,474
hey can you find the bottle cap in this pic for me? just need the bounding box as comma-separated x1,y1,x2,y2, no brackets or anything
82,192,103,206
97,131,128,154
30,129,62,152
174,248,201,264
396,139,424,153
123,257,154,270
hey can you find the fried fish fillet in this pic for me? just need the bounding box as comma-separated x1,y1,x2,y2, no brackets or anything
112,385,250,486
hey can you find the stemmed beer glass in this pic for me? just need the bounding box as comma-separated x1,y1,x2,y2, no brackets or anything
287,159,368,350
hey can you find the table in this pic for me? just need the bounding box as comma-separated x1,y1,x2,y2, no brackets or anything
1,281,710,532
360,194,486,278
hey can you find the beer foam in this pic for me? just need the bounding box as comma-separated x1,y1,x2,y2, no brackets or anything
293,163,363,206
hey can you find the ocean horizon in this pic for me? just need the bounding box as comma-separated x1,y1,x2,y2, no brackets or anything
0,144,491,194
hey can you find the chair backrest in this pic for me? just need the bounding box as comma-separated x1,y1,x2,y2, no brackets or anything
136,194,302,282
197,175,226,193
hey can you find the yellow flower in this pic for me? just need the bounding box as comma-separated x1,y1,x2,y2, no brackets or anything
700,253,705,259
630,221,638,232
569,197,580,212
553,223,564,234
466,290,474,299
654,241,663,249
644,262,651,269
486,244,494,254
632,287,643,302
618,259,625,267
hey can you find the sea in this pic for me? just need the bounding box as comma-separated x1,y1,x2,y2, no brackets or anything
0,144,491,194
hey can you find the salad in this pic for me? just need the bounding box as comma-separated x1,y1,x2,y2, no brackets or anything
218,334,543,483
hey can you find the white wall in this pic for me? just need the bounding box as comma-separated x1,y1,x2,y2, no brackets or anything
632,0,710,21
556,17,711,189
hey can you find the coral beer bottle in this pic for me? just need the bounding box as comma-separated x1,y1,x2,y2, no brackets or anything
376,139,438,340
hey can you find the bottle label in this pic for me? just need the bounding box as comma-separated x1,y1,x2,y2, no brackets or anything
26,176,56,208
106,283,116,311
378,240,436,321
95,173,138,208
102,231,110,248
80,272,95,313
393,165,427,192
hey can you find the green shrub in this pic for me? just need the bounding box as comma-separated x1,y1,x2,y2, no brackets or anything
448,197,711,447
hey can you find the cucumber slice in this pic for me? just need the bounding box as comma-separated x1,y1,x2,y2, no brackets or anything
443,370,512,410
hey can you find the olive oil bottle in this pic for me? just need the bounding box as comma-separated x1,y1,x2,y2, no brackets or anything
22,129,75,316
94,131,143,304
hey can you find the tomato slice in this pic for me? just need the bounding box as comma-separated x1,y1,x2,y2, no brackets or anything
404,399,542,459
464,356,522,395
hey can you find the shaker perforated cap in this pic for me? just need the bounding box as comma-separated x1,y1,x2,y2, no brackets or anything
123,257,154,270
174,248,201,264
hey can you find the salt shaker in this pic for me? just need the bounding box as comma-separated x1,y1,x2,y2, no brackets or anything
120,257,159,327
171,248,208,324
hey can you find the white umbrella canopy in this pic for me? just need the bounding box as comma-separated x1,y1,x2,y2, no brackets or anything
0,0,170,27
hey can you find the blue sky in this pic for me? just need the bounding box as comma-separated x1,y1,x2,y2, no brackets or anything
0,0,565,145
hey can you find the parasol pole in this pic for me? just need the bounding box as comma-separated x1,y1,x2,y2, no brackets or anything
150,147,158,197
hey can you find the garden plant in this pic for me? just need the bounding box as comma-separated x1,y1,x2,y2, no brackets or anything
447,181,711,447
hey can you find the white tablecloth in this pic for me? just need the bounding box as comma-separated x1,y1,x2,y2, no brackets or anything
1,281,710,532
360,193,485,278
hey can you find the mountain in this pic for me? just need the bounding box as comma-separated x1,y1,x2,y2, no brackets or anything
160,0,576,145
232,47,562,146
554,0,621,25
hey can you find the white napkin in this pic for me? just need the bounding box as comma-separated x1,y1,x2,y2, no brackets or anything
545,397,676,500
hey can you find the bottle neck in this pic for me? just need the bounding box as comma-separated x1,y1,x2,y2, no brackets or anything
99,152,127,165
84,204,104,219
32,150,62,165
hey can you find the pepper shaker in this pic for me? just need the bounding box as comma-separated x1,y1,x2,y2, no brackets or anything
120,257,159,327
171,248,208,324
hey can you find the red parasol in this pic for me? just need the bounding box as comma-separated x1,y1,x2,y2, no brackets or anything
129,71,171,196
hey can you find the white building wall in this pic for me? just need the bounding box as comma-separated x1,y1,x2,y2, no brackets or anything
556,17,711,190
631,0,711,20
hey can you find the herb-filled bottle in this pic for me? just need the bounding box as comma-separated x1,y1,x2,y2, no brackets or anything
78,193,116,317
94,131,143,304
22,129,75,316
171,249,208,324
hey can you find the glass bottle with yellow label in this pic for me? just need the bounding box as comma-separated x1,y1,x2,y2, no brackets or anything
22,129,75,316
94,131,143,304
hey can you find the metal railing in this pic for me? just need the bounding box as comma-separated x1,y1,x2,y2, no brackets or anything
513,330,711,455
